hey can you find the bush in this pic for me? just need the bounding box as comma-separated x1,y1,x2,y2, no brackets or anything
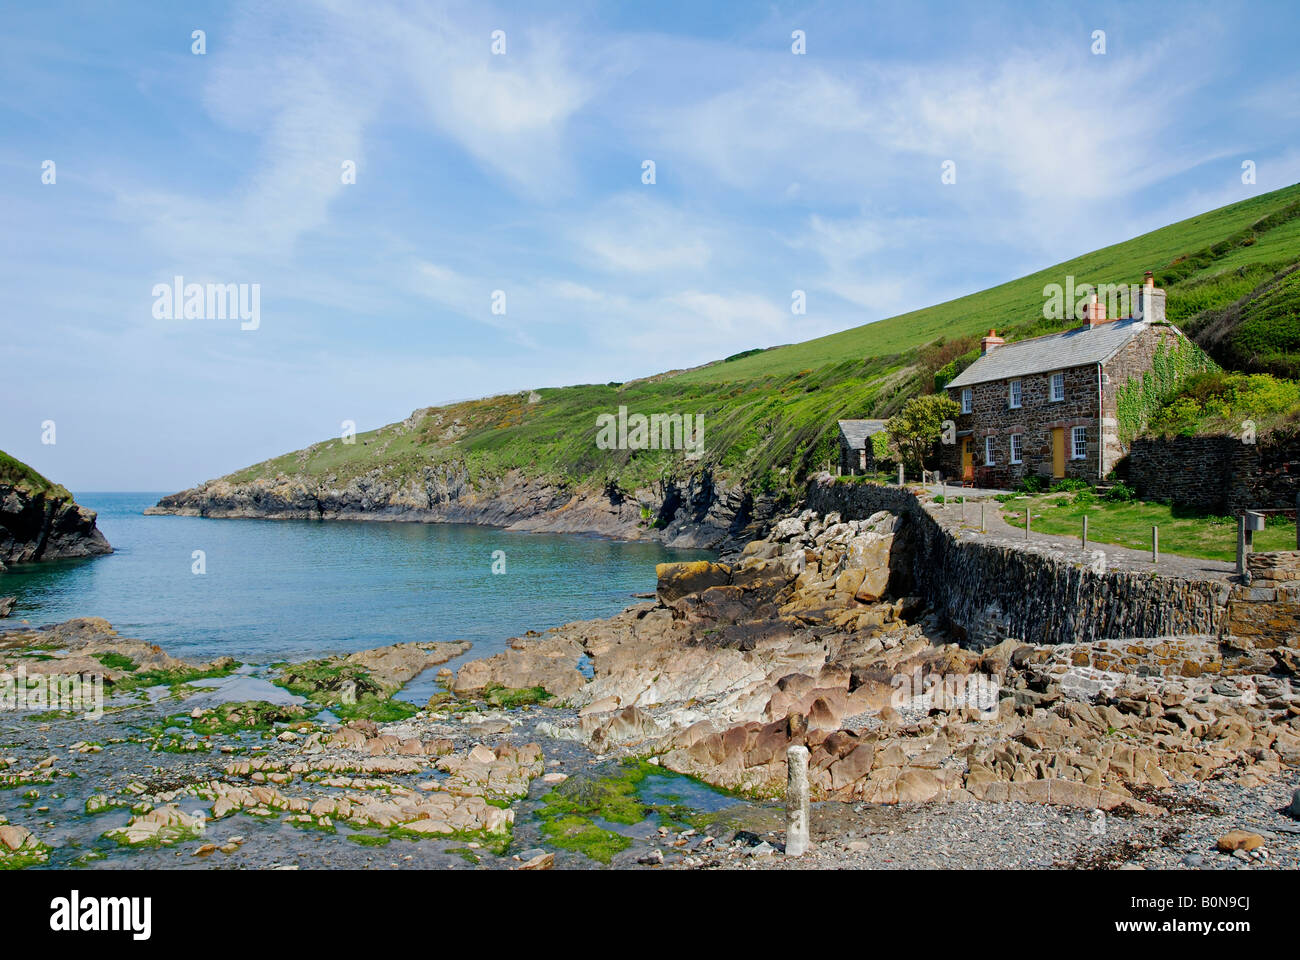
1016,475,1046,494
1146,371,1300,437
1053,478,1090,492
1104,481,1136,502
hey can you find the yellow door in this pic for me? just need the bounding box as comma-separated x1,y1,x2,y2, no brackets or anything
1051,428,1065,478
961,438,972,478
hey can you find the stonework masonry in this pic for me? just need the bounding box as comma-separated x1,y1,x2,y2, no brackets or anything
1125,432,1300,513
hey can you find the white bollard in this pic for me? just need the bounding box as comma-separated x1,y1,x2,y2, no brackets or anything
785,744,810,857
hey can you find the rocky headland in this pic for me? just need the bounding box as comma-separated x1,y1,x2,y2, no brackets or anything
0,453,111,575
145,465,786,551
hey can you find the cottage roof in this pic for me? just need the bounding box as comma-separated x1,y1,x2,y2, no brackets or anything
945,318,1152,389
837,419,888,449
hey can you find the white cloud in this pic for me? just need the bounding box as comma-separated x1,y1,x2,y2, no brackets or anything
574,194,714,274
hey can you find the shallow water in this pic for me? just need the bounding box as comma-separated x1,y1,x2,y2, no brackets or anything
1,492,710,664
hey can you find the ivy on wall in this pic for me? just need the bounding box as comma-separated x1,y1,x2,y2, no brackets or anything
1116,336,1219,444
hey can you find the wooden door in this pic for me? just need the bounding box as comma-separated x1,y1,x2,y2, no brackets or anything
960,439,973,482
1051,428,1065,478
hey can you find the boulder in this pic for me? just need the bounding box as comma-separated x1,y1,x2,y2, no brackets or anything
655,561,732,603
1216,831,1265,853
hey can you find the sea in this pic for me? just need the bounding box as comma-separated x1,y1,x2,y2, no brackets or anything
1,493,710,671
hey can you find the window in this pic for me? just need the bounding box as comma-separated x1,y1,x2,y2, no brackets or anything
961,388,972,414
1008,379,1022,409
984,436,995,466
1071,426,1087,460
1010,433,1023,464
1049,372,1065,402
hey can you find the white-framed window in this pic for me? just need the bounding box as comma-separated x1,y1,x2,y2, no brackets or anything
961,388,972,414
1010,433,1023,464
1071,425,1087,460
984,436,995,466
1008,379,1022,409
1049,372,1065,402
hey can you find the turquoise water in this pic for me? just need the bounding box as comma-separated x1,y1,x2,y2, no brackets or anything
1,493,708,663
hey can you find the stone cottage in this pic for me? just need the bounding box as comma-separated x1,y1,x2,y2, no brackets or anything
939,275,1189,487
838,419,888,475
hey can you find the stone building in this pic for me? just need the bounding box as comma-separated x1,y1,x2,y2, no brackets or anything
837,419,888,475
939,275,1189,487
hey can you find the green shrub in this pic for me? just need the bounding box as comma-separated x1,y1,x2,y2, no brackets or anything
1145,371,1300,437
1104,481,1136,502
1016,476,1046,494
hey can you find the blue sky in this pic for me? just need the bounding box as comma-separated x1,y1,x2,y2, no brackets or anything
3,0,1298,490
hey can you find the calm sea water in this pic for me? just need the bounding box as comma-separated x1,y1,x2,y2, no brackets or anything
1,493,709,665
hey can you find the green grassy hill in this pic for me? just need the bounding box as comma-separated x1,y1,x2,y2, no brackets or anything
0,451,72,501
224,183,1300,498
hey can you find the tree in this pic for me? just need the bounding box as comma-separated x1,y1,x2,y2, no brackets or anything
870,429,891,466
886,394,960,476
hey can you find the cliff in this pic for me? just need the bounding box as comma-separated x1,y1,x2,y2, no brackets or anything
0,452,111,569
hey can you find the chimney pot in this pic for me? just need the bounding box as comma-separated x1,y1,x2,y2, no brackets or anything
1137,272,1166,322
1085,291,1107,327
980,329,1005,355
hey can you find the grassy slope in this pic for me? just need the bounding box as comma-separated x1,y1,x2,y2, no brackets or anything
222,183,1300,498
0,450,71,500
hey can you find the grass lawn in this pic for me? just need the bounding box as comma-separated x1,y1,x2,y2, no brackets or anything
998,493,1296,563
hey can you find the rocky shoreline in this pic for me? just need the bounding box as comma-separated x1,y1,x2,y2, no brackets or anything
145,465,788,551
7,490,1298,870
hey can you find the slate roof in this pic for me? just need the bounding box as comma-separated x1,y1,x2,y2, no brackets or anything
838,419,888,449
945,318,1151,390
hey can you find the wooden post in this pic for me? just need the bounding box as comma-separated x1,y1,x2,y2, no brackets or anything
1237,515,1247,578
961,496,966,522
1295,494,1299,551
785,745,810,857
1025,508,1030,540
1081,515,1088,548
898,463,904,487
980,501,986,533
1152,525,1158,564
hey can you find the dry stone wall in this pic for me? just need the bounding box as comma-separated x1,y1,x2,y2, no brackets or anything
1125,432,1300,513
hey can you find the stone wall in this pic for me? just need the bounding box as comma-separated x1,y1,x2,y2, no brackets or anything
1224,551,1300,671
806,478,1228,646
1125,432,1300,513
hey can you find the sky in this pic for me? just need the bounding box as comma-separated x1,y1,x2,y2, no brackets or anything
2,0,1298,491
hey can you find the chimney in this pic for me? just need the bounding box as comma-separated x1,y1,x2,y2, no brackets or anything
1084,291,1109,328
1136,271,1166,323
980,329,1005,355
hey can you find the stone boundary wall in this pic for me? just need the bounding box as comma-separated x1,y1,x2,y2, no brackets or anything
806,478,1228,646
1125,432,1300,513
